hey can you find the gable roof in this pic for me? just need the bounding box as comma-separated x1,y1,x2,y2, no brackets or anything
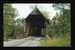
30,7,41,15
26,6,49,20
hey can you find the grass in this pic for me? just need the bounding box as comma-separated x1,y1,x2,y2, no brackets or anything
39,35,71,47
4,36,13,41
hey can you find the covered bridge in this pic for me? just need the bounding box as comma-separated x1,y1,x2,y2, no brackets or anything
24,6,49,37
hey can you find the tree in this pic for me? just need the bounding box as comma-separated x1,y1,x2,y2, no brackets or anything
52,3,71,37
45,4,71,38
15,18,26,37
3,4,17,40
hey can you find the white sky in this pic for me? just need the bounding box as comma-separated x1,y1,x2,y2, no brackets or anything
12,4,60,20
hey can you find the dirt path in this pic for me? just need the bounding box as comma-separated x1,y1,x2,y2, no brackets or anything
3,36,43,47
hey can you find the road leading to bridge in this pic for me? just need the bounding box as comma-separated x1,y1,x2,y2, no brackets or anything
3,36,43,47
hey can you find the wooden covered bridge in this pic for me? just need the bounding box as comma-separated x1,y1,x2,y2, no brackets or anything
15,6,49,38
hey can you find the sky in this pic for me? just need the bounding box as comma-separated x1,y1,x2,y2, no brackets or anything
12,4,60,20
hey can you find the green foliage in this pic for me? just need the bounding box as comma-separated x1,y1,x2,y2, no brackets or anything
45,4,71,38
3,4,17,40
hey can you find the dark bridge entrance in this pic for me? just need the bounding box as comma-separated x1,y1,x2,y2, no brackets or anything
31,27,42,37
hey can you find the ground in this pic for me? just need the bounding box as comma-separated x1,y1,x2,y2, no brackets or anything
3,35,71,47
3,36,43,47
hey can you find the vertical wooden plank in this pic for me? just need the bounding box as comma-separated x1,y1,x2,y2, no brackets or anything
26,22,31,36
24,22,29,37
24,20,26,37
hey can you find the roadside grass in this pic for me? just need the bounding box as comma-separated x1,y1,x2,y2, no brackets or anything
39,35,71,47
4,36,13,41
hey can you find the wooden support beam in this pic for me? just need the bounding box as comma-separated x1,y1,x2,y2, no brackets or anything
25,22,32,37
24,22,29,37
